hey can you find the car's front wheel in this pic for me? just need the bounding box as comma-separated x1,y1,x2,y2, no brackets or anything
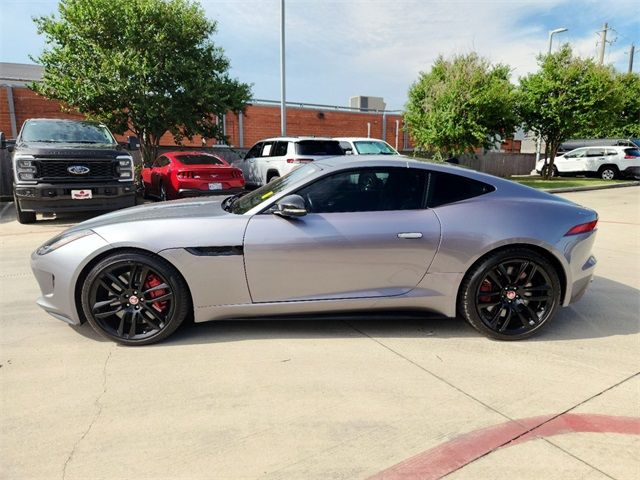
458,248,561,340
81,251,190,345
541,165,558,178
14,196,36,224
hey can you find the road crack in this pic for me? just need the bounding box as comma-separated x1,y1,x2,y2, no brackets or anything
61,348,113,480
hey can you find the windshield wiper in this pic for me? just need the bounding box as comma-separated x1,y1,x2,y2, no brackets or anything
222,192,247,212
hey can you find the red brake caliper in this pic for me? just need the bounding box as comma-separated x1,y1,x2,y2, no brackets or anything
143,273,168,312
479,279,493,303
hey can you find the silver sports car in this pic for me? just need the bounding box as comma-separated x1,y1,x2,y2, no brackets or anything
31,156,598,345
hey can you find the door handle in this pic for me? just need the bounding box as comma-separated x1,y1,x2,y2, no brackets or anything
397,232,423,239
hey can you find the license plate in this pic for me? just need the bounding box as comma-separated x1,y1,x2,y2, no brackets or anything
208,183,222,190
71,189,92,199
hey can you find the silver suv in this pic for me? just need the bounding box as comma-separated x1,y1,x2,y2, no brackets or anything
234,137,344,187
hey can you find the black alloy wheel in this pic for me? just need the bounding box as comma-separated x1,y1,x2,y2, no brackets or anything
159,183,168,202
82,252,189,345
458,248,561,340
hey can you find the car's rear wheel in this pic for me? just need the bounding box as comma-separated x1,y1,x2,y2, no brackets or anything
159,183,168,201
458,248,561,340
14,196,36,224
81,252,190,345
598,165,618,180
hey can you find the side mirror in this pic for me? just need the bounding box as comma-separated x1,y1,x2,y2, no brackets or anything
0,132,5,150
127,136,139,150
274,194,307,218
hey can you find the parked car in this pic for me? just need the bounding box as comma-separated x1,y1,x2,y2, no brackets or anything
557,138,639,154
536,146,640,180
31,156,598,345
5,118,136,224
141,151,245,201
335,137,399,155
234,137,344,187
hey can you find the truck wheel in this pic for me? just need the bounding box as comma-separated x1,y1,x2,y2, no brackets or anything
14,197,36,224
598,166,618,180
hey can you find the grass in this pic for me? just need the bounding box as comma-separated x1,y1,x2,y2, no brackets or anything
511,176,630,190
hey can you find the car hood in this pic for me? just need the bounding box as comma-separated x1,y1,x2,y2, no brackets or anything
14,142,127,158
70,197,233,232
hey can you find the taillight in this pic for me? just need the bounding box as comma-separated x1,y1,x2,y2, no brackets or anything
624,155,638,159
565,220,598,236
286,158,313,164
232,169,243,178
177,171,195,179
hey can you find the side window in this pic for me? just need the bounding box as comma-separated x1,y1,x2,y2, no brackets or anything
296,167,428,213
427,171,494,208
338,141,353,153
605,149,618,156
260,142,274,157
154,156,169,167
272,141,289,157
151,158,161,168
245,143,262,159
587,149,604,157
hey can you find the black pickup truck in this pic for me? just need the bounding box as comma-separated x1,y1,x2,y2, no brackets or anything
4,118,136,224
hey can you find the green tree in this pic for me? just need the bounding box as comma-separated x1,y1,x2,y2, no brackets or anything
575,72,640,138
32,0,252,164
517,44,620,178
404,53,518,157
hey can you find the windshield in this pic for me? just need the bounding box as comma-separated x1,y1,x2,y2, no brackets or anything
354,140,396,155
229,164,320,214
20,120,116,144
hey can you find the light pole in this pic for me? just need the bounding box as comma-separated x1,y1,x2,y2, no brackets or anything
536,27,568,164
548,27,567,54
280,0,286,136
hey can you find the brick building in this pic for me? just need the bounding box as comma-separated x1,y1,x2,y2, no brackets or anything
0,62,410,151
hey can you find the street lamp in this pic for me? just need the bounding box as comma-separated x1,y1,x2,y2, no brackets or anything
548,28,568,54
536,27,568,164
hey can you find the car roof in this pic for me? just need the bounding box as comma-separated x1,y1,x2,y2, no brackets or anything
563,145,628,153
257,136,336,142
334,137,388,142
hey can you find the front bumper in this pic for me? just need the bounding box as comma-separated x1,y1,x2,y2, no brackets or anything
14,181,136,213
31,231,113,325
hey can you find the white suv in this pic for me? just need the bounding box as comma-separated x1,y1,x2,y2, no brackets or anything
536,146,640,180
235,137,344,187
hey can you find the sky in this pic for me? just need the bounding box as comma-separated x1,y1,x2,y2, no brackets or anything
1,0,638,110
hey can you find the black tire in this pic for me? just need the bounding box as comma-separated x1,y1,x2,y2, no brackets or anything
458,248,561,340
81,251,190,345
598,165,618,180
541,165,558,178
14,197,36,224
159,183,168,202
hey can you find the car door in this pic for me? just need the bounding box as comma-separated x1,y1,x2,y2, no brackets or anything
151,156,169,193
243,167,441,303
559,148,586,172
585,148,605,172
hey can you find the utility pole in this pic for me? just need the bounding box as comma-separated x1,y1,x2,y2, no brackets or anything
629,44,635,73
598,23,609,65
280,0,286,136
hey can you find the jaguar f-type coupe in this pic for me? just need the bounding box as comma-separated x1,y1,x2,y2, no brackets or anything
31,156,598,345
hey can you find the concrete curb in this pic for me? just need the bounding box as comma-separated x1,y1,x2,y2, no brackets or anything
544,181,640,194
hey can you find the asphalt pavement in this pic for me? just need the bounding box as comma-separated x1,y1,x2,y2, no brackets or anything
1,187,638,479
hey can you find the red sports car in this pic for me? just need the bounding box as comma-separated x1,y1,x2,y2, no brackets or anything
142,151,245,201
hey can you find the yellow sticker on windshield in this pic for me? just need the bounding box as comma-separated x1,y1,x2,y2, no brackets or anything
261,191,274,200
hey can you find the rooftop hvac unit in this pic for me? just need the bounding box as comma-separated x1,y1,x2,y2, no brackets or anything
349,96,386,112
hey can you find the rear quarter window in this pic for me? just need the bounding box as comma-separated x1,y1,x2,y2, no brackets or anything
427,171,494,208
295,140,344,156
624,148,640,157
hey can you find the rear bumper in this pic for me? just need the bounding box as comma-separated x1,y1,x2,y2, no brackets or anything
177,187,245,198
14,182,136,213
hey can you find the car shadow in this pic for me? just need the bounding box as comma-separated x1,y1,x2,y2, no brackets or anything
115,275,638,347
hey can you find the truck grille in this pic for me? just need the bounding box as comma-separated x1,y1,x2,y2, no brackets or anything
35,160,117,181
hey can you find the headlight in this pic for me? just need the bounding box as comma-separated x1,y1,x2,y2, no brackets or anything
116,155,134,181
36,230,94,255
